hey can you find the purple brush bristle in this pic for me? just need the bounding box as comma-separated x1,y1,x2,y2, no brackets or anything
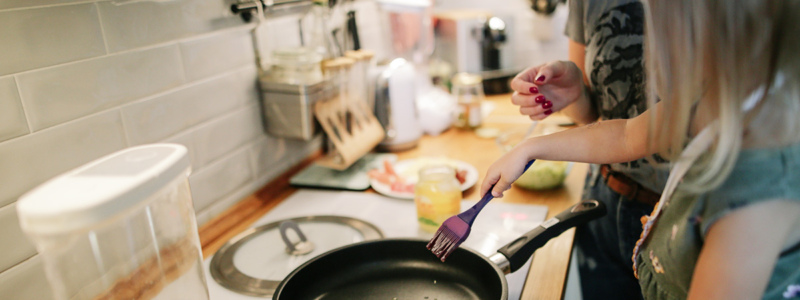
426,216,471,261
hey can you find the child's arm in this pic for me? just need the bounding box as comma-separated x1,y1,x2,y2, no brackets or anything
688,200,800,299
480,103,656,198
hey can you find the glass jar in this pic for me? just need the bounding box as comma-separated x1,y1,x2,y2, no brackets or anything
269,47,324,85
451,72,485,129
414,165,462,233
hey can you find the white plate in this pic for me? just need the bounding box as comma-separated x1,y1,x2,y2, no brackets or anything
369,158,479,199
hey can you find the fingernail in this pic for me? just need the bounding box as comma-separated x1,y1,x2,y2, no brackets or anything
542,101,553,109
544,109,553,115
529,86,539,93
535,95,546,103
536,75,546,82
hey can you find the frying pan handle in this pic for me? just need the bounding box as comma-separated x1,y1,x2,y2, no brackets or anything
496,199,607,273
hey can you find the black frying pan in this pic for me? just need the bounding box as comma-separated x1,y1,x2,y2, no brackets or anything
273,200,606,300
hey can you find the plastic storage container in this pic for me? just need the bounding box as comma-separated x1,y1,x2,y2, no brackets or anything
17,144,209,300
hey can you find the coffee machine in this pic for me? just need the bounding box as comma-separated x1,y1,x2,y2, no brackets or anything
433,10,515,94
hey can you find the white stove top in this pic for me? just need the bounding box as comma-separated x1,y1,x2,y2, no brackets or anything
204,189,548,300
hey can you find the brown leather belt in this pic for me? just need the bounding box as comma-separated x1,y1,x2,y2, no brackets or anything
599,164,660,207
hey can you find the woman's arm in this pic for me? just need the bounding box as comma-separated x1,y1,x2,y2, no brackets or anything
688,200,800,299
481,103,656,197
560,39,599,125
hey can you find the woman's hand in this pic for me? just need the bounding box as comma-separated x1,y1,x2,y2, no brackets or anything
510,60,587,120
480,139,537,198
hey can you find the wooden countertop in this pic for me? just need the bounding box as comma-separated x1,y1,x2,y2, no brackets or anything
198,93,587,300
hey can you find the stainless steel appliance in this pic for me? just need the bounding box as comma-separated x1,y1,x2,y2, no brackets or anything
372,58,423,151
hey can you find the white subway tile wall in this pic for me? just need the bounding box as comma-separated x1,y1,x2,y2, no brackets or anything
0,4,107,77
17,45,186,131
0,77,29,141
0,0,318,297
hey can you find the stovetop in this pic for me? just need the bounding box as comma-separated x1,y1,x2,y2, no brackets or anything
203,189,548,300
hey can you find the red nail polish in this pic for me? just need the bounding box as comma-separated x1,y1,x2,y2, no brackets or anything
544,109,553,115
536,75,546,82
542,101,553,109
529,86,539,93
535,95,546,103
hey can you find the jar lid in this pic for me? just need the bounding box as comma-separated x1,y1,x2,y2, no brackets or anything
209,215,383,297
344,49,375,61
321,57,355,70
17,144,190,235
271,47,323,66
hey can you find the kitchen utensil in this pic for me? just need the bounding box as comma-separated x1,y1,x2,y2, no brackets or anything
315,57,385,170
17,144,209,300
209,215,383,297
427,160,535,261
272,199,606,300
346,10,361,50
373,58,423,151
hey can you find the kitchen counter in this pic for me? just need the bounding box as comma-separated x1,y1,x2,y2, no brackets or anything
198,93,588,300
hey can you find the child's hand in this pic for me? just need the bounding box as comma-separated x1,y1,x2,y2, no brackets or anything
480,144,534,198
510,61,586,120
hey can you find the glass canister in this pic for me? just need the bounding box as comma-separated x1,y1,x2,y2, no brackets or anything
269,47,324,85
17,144,209,300
451,72,485,129
414,165,462,233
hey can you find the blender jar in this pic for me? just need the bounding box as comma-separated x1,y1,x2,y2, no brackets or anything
17,144,209,300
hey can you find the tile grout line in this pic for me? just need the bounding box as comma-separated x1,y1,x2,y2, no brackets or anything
12,75,35,134
9,25,254,78
0,0,104,13
174,43,189,84
93,2,111,55
117,109,133,147
0,64,253,149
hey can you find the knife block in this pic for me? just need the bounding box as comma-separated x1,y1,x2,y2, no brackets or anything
314,95,385,170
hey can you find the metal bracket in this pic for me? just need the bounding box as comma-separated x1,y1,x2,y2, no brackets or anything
230,0,313,22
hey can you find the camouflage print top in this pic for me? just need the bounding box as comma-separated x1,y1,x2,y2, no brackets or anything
565,0,668,193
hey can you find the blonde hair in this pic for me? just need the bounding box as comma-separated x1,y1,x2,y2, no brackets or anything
643,0,800,194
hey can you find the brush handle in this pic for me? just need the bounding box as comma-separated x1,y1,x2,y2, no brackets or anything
459,160,536,226
497,199,607,273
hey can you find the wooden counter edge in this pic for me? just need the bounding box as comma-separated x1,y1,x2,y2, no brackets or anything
521,228,576,300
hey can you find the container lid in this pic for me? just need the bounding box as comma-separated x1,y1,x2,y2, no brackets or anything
17,144,191,235
209,215,383,297
271,47,323,67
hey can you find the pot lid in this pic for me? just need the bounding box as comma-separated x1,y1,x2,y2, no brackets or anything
209,215,383,297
